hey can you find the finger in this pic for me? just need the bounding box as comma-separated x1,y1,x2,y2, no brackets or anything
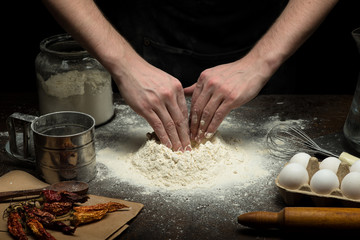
155,105,183,151
189,86,205,141
190,82,212,142
203,102,231,140
144,110,172,149
196,95,224,141
174,92,191,150
189,79,206,140
183,83,196,96
177,89,189,120
191,78,204,104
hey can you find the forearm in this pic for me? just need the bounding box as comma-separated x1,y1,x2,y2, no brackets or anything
42,0,191,150
248,0,338,76
42,0,138,78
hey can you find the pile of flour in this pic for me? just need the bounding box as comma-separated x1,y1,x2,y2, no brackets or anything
95,102,309,191
96,132,269,190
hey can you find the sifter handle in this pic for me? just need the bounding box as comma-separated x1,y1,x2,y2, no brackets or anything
6,112,37,162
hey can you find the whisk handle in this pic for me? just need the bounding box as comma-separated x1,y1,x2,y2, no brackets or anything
339,152,360,165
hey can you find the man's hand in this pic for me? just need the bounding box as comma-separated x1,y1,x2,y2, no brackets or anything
184,54,269,142
116,56,191,152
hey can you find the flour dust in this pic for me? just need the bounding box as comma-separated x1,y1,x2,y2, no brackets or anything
96,133,267,191
95,103,307,193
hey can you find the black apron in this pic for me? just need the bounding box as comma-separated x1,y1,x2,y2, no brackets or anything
96,0,288,90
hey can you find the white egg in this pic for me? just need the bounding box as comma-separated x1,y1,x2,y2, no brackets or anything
310,169,339,194
278,163,309,190
341,172,360,199
319,157,341,174
289,152,311,168
350,160,360,173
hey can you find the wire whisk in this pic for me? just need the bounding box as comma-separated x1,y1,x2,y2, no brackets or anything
266,123,359,165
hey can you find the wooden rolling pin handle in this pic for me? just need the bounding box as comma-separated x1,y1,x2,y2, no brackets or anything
237,211,280,229
238,207,360,230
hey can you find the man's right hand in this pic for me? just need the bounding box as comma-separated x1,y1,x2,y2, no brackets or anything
114,54,191,152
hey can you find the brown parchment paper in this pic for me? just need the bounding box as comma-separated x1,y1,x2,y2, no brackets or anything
0,171,144,240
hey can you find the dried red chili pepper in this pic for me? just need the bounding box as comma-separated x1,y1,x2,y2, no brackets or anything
71,209,108,227
42,202,73,216
6,191,126,239
23,205,55,225
26,218,56,240
7,211,28,240
48,221,76,235
41,190,62,202
23,205,75,235
41,190,88,204
73,201,129,213
59,191,89,203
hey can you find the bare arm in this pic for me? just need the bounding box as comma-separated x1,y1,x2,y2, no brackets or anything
42,0,191,151
185,0,338,142
249,0,338,77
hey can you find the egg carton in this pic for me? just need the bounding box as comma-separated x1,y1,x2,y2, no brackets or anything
275,157,360,207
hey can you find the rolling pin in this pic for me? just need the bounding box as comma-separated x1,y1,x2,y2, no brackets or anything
238,207,360,230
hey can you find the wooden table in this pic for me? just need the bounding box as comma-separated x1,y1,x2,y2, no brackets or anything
0,92,358,239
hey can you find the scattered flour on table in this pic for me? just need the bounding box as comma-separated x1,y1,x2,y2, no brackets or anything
95,103,308,191
96,133,269,191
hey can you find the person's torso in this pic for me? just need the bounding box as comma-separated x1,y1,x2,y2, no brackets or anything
97,0,288,86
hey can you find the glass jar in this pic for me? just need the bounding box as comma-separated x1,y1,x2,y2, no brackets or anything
35,33,114,126
343,27,360,153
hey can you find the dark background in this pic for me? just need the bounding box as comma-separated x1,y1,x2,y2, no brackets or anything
1,1,359,94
